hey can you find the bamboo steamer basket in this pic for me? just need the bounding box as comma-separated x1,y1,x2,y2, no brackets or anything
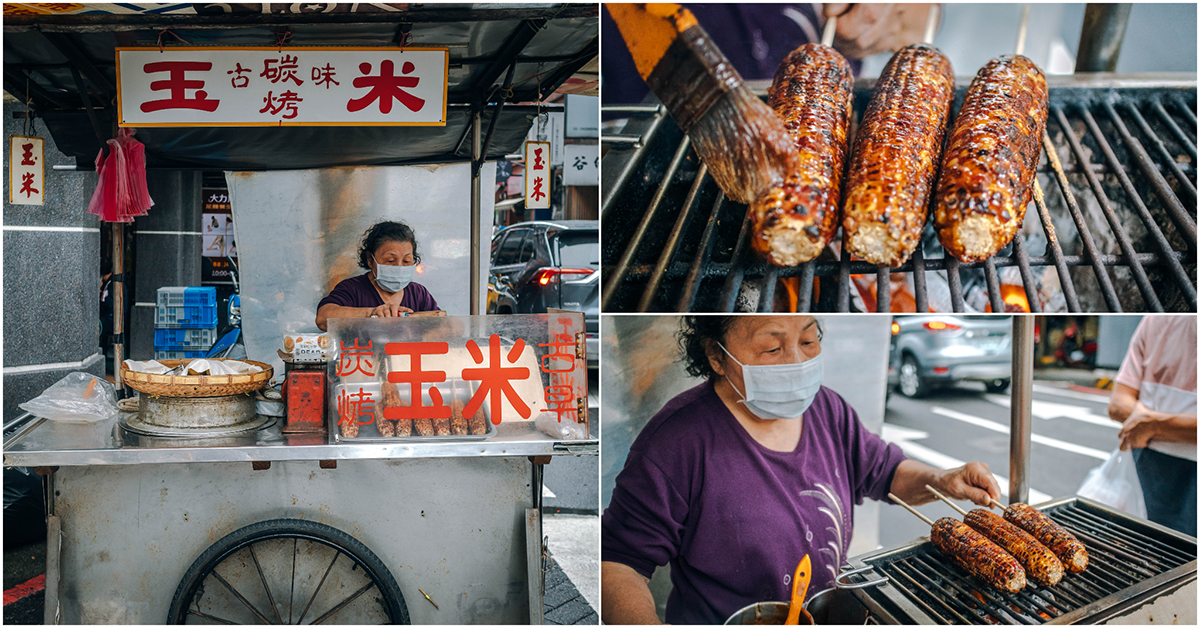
121,359,274,397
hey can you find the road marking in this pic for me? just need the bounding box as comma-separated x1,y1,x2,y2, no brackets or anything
985,394,1119,429
1032,383,1113,404
543,484,557,499
931,406,1110,461
3,574,45,606
881,424,1053,505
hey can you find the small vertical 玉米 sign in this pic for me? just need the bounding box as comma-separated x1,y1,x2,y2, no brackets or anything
524,141,551,210
10,135,44,205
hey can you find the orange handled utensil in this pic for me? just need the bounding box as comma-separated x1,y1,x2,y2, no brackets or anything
784,554,812,625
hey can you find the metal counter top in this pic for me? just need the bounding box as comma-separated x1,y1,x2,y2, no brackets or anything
3,412,598,467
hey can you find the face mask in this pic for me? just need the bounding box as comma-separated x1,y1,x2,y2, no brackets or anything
718,343,823,420
374,256,415,293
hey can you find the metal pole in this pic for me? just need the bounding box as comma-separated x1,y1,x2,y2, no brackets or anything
1010,316,1034,505
112,222,124,385
1075,3,1132,72
470,107,482,316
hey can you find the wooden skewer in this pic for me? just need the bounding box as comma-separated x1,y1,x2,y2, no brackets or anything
925,484,970,517
821,14,837,47
888,492,936,527
922,4,941,45
1015,4,1032,56
989,497,1011,511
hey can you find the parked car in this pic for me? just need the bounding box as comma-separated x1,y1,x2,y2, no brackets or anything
489,220,598,369
888,315,1012,398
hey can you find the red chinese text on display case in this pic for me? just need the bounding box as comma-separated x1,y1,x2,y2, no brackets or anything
327,313,589,442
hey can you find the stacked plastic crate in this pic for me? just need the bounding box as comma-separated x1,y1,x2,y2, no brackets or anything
154,287,218,360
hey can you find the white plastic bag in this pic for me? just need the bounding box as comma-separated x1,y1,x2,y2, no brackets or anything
534,411,587,440
18,372,119,422
1078,447,1146,519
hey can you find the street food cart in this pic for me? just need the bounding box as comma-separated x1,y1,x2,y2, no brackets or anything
3,3,599,623
5,312,594,624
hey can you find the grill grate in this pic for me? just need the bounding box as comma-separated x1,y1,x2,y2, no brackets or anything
853,500,1197,625
601,81,1197,313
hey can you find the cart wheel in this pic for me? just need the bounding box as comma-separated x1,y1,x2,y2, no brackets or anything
167,519,409,625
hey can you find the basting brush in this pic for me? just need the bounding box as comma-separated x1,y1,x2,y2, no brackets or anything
608,3,799,205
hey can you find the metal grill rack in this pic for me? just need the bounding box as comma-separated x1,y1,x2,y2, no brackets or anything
601,78,1197,313
843,498,1197,625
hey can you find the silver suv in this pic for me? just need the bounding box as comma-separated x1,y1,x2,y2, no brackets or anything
888,315,1012,398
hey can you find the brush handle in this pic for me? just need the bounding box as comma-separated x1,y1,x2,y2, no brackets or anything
608,3,742,132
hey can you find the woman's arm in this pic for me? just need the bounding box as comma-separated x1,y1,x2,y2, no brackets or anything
316,303,415,331
890,459,1002,507
601,561,663,625
316,303,370,331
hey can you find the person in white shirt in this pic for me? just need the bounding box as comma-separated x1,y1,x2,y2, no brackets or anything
1108,316,1197,535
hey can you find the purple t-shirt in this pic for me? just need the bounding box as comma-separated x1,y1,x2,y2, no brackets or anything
317,273,439,313
602,381,905,625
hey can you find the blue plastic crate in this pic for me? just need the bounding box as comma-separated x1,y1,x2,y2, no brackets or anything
154,350,208,360
155,305,218,329
154,328,218,348
157,286,217,309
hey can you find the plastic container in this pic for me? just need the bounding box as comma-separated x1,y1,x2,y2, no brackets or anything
156,286,217,309
154,350,208,360
155,305,218,329
154,327,218,348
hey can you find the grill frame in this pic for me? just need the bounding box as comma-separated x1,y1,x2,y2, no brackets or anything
838,496,1197,625
601,76,1198,313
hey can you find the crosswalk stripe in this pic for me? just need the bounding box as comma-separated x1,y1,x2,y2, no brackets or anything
1031,383,1113,404
985,394,1119,429
931,406,1110,461
881,424,1054,505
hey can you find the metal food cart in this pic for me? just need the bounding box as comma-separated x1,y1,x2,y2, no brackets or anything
3,4,599,624
4,312,596,624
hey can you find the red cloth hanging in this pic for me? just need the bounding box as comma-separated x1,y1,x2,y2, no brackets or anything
86,128,153,223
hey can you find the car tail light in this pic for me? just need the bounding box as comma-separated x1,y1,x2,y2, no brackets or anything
891,322,900,335
535,268,594,285
923,320,961,332
932,366,950,374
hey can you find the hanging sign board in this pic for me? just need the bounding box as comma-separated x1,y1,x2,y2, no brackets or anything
524,141,551,210
116,47,448,127
562,144,599,186
9,135,43,205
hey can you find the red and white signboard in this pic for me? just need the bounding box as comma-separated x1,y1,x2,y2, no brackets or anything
116,47,448,127
524,141,551,210
9,135,44,205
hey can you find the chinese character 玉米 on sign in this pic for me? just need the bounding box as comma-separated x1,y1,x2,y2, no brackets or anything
9,135,43,206
524,141,551,210
116,48,448,127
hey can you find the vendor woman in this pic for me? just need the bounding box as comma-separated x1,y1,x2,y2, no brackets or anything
316,221,439,331
601,315,1003,624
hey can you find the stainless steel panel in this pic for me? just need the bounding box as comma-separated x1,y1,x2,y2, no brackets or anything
53,458,531,624
3,413,597,467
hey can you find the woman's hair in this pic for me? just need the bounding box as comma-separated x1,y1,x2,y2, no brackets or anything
676,316,825,380
677,316,738,380
357,221,422,270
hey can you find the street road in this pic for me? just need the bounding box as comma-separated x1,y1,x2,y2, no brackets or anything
877,379,1120,548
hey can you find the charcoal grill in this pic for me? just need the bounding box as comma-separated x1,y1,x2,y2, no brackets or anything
832,496,1196,624
601,76,1197,313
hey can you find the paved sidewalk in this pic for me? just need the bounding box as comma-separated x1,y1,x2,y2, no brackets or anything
543,513,599,624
